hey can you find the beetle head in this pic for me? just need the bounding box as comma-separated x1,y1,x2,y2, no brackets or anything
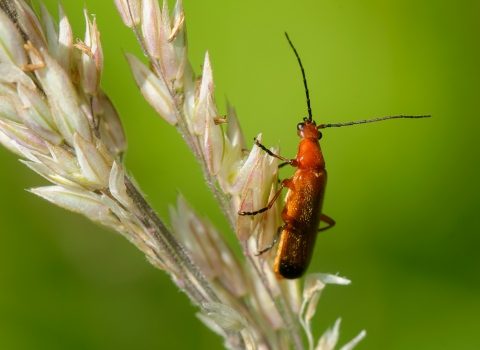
297,118,322,140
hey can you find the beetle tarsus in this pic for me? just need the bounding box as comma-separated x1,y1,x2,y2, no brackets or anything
238,207,268,216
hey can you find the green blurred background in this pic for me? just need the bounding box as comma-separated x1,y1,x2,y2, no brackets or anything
0,0,479,349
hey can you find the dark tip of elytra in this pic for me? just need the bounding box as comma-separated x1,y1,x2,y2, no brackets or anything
278,262,306,279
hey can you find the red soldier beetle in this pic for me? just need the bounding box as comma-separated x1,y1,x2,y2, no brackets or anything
239,33,430,279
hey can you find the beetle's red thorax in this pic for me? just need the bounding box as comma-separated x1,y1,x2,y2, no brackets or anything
296,138,324,169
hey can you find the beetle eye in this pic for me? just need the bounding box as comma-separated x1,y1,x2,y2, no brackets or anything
297,123,304,131
318,132,323,140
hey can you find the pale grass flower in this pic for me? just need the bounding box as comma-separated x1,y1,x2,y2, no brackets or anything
0,0,365,349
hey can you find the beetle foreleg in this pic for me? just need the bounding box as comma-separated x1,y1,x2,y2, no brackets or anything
318,214,335,232
255,223,287,256
253,138,297,166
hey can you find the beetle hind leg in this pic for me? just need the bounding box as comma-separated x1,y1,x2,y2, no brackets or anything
256,223,286,256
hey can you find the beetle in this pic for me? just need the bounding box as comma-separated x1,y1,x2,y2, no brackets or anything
239,33,430,279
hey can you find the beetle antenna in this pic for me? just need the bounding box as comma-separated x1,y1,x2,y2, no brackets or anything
317,115,431,129
285,32,312,121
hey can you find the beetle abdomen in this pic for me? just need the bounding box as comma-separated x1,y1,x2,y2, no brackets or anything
274,228,318,279
274,168,326,279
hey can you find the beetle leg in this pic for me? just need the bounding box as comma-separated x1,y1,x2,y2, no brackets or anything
253,138,297,166
318,214,335,232
255,223,287,256
238,180,288,216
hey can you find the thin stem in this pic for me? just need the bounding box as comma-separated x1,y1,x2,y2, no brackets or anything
124,176,217,303
276,293,303,350
124,175,246,349
245,249,304,350
126,1,235,230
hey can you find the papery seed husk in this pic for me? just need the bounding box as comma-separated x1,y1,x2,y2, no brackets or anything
177,196,223,279
30,185,110,219
15,84,63,145
11,140,42,162
0,9,28,67
280,279,301,315
114,0,141,28
0,95,21,123
203,93,224,175
236,188,254,242
39,3,58,56
159,0,177,81
231,134,262,195
109,162,133,208
74,133,112,188
0,117,49,154
257,184,278,260
206,220,248,297
181,62,197,126
0,83,16,97
45,142,80,173
56,2,73,74
203,302,245,332
141,0,161,59
0,129,25,156
338,330,367,350
0,63,35,90
247,267,283,330
193,51,214,134
31,50,93,143
125,53,176,125
195,313,225,337
226,101,247,150
13,0,48,51
315,318,341,350
22,160,87,190
80,10,103,95
217,139,242,194
305,291,321,322
98,90,127,156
